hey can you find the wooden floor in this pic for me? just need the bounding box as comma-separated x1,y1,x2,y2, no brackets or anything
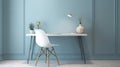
0,60,120,67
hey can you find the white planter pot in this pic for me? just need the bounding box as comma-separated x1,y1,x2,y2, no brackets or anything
76,24,84,34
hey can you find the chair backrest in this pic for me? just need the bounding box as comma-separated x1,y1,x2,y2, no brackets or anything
34,29,51,48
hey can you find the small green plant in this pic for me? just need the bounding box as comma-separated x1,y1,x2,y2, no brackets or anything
29,23,34,30
79,17,82,24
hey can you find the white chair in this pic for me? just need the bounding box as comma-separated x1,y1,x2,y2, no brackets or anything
34,29,60,67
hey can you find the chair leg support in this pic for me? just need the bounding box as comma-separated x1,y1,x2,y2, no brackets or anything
35,47,60,67
35,47,43,66
52,47,60,65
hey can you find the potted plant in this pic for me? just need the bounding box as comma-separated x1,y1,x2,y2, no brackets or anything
36,21,40,29
29,23,35,34
76,17,84,33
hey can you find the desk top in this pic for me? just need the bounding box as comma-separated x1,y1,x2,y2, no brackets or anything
26,33,87,36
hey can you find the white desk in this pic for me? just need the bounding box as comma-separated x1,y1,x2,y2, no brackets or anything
26,33,87,64
26,33,87,36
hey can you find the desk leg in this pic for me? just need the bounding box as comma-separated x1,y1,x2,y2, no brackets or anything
27,36,33,64
31,36,35,60
78,36,86,64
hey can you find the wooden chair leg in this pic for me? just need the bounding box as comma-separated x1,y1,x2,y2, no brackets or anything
35,47,43,66
46,48,50,67
52,47,60,65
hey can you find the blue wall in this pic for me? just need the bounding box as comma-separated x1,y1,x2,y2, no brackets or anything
91,0,120,59
0,0,3,60
25,0,92,33
2,0,25,59
118,0,120,54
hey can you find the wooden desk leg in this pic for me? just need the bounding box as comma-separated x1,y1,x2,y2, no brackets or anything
31,36,35,60
27,36,33,64
78,36,86,64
